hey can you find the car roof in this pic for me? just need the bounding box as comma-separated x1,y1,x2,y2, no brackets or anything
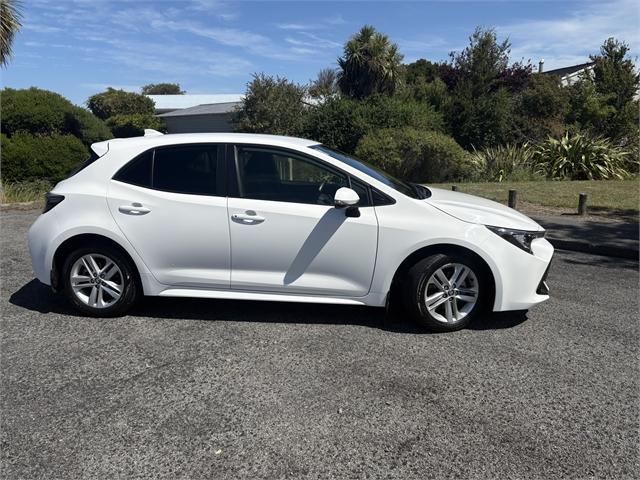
91,133,320,156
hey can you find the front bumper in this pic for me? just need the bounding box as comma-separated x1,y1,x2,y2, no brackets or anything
482,236,554,312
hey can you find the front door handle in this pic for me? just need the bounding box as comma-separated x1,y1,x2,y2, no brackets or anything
119,203,151,215
231,212,265,224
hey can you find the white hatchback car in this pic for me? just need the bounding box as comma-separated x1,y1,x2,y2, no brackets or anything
28,132,553,331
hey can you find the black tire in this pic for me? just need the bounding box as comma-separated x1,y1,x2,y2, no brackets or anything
62,244,140,317
402,253,489,332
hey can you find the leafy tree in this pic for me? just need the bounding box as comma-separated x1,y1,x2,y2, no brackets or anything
0,0,22,67
444,28,523,148
589,38,640,140
404,59,441,85
337,25,403,99
233,73,308,136
1,87,112,146
87,88,155,120
308,68,339,100
515,74,569,141
141,83,185,95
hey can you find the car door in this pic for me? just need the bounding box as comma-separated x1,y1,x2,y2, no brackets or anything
227,145,378,297
107,144,231,288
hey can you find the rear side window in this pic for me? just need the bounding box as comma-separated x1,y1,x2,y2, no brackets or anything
113,145,220,196
113,150,152,187
67,149,101,178
153,145,217,195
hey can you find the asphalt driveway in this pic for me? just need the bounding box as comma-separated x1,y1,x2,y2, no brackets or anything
1,209,638,479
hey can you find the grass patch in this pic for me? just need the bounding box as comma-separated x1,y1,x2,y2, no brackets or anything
431,179,640,215
0,179,52,205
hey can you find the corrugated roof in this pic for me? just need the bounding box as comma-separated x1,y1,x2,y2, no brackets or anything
147,94,244,110
157,102,242,117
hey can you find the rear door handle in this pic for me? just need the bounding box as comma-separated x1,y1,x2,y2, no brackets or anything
231,213,265,224
119,203,151,215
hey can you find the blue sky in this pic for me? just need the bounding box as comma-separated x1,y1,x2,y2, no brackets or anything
3,0,639,105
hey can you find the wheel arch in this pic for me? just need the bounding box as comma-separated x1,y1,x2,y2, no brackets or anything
389,243,497,310
51,234,143,293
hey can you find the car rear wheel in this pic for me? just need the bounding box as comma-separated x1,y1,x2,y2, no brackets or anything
403,253,488,331
62,245,139,317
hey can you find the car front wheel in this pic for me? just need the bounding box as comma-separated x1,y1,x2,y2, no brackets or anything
62,245,139,317
403,253,488,331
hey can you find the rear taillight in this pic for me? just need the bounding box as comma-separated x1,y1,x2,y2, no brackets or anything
43,193,65,213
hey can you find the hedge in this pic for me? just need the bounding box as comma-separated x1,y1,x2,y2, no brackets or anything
304,95,444,154
355,128,473,183
1,133,89,183
1,87,112,146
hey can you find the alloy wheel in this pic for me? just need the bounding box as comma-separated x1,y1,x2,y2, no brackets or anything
70,254,124,309
424,263,478,324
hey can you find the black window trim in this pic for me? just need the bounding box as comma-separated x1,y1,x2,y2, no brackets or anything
112,143,227,197
227,143,391,207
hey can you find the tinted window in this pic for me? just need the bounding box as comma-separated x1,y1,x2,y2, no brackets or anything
153,145,218,195
235,147,348,205
310,144,423,199
113,150,152,188
67,149,101,178
350,178,371,207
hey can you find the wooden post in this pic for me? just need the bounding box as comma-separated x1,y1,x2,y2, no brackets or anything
578,193,587,216
451,185,458,191
508,189,517,209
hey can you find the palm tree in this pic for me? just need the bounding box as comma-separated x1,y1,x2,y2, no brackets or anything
337,25,403,99
1,0,23,67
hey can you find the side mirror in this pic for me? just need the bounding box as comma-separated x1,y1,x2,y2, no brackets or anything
334,187,360,208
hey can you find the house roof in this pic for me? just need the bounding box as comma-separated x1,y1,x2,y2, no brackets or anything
147,94,244,111
157,102,242,117
542,62,594,77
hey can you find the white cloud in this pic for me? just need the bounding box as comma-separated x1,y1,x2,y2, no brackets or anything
498,0,640,69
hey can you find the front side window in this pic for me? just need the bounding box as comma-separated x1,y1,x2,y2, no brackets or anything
113,145,220,196
235,147,348,205
310,144,427,199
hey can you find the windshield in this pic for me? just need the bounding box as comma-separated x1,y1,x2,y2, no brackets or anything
310,145,428,199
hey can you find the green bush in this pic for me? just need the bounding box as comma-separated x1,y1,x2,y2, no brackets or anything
233,74,308,137
305,95,443,154
87,88,155,120
106,114,166,138
469,143,541,182
355,128,472,182
1,132,89,183
532,132,633,180
1,87,112,145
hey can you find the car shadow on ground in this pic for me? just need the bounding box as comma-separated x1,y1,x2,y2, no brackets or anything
9,279,529,334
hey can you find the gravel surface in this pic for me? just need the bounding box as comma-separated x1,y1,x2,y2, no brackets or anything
1,209,638,479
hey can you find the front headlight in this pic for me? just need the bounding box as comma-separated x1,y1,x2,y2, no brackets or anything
486,225,545,254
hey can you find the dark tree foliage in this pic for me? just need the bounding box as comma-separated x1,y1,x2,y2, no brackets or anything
404,59,441,84
87,88,155,120
496,61,533,93
308,68,339,100
444,28,520,148
587,38,640,141
141,83,185,95
337,25,403,99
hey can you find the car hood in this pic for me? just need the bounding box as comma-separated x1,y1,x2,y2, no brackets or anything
424,187,543,231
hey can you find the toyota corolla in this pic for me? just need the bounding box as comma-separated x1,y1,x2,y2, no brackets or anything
28,132,553,331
